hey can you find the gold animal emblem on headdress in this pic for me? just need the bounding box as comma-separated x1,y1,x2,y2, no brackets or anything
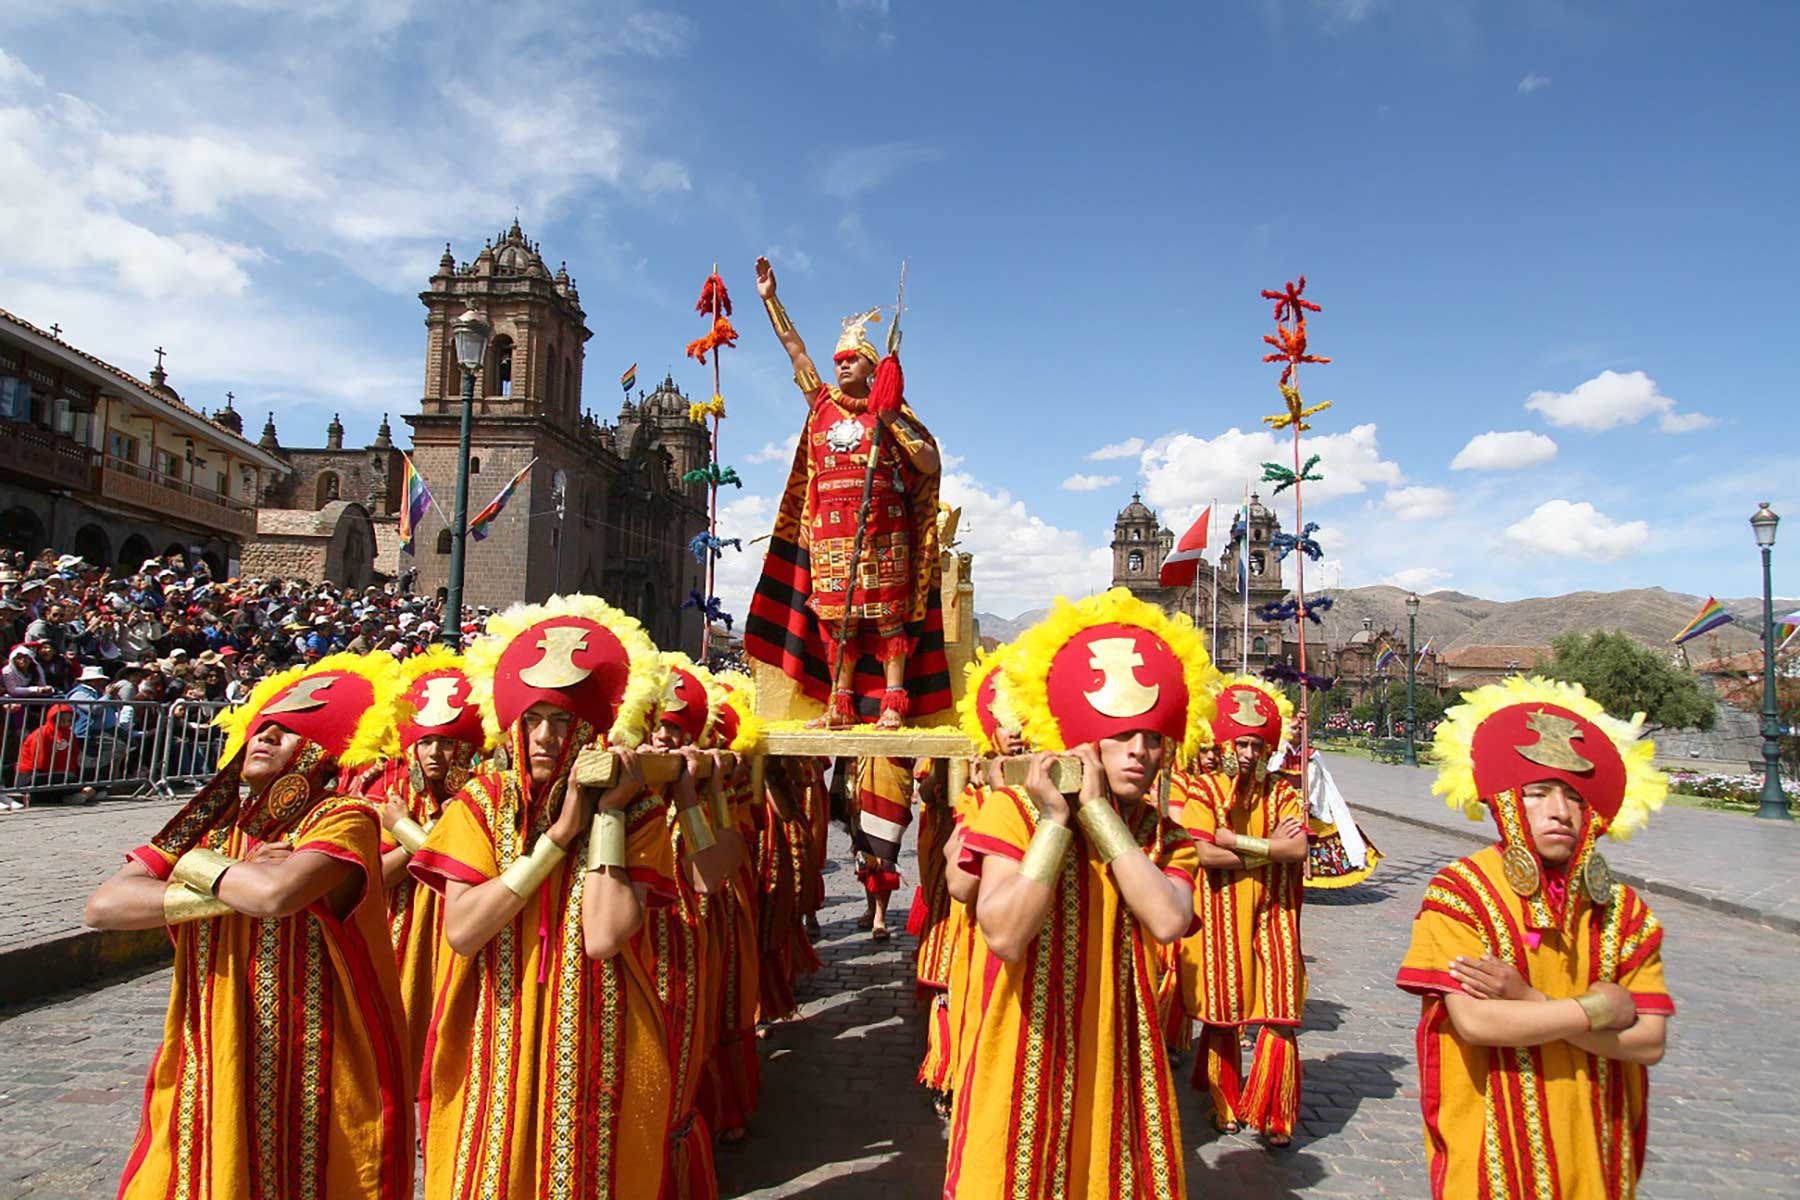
660,672,691,714
1516,710,1595,773
263,674,336,715
414,675,466,728
1230,689,1266,726
1084,637,1159,719
520,627,594,688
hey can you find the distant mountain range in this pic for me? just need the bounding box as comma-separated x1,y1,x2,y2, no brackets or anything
978,587,1798,659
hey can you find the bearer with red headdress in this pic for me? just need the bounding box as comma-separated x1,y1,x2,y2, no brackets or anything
1178,673,1310,1146
1398,677,1673,1199
84,652,413,1200
944,589,1216,1199
407,596,675,1200
366,645,487,1086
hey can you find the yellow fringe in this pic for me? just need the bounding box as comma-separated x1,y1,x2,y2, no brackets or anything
956,643,1019,754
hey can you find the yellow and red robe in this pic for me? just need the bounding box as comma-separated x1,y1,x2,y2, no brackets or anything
119,792,411,1200
1397,846,1675,1200
756,762,823,1022
368,757,452,1087
923,781,986,1095
699,777,762,1138
409,772,676,1200
651,798,718,1200
1176,769,1307,1132
944,786,1198,1200
910,782,959,1092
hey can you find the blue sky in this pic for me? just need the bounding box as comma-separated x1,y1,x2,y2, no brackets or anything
1,0,1794,619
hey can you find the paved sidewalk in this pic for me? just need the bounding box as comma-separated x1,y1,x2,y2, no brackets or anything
1322,752,1800,935
0,796,185,1003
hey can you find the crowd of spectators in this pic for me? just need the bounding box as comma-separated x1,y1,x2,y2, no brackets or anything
0,548,461,809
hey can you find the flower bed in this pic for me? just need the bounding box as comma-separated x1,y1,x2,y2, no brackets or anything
1667,770,1795,812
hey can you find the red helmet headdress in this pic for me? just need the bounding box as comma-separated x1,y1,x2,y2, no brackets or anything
395,645,486,753
218,650,404,770
650,652,723,747
1003,588,1219,758
712,672,763,754
958,643,1022,756
1210,674,1294,752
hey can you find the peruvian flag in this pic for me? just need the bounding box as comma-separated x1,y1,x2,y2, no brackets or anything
1159,505,1211,588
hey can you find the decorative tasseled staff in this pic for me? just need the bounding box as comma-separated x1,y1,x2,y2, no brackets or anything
685,265,742,660
1259,275,1333,808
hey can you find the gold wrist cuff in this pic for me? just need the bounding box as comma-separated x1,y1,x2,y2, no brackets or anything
1018,820,1073,887
762,293,795,337
1233,834,1272,860
1077,801,1139,865
172,847,235,896
709,788,732,832
164,881,232,925
587,809,628,872
1575,990,1615,1031
391,817,429,856
795,366,822,396
678,803,717,852
499,833,568,899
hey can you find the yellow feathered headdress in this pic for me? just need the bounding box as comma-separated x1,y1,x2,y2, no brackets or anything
1209,673,1296,752
1431,675,1666,841
215,651,405,769
465,594,661,749
650,651,724,747
713,670,764,754
1003,588,1219,760
959,643,1022,755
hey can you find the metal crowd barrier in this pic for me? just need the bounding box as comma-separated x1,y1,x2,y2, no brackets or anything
0,696,232,806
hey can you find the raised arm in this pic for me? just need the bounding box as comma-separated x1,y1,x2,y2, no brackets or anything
755,256,822,398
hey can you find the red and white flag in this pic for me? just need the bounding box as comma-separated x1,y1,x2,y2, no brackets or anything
1159,505,1211,588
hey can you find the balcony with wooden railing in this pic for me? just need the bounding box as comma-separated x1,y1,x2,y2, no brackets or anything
0,419,100,492
98,454,257,538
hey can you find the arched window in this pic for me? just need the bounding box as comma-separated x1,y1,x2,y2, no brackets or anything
1127,550,1144,574
436,529,453,555
1252,636,1268,656
1130,528,1141,541
489,335,514,397
1250,551,1266,576
316,471,340,506
470,456,481,475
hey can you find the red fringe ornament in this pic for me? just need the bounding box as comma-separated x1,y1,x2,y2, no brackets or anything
1260,276,1321,323
868,354,904,416
695,274,732,318
1261,319,1330,385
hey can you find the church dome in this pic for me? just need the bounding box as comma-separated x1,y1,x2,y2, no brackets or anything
1116,491,1156,524
645,374,686,415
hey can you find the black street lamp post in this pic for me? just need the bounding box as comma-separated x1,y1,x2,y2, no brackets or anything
443,305,491,648
1751,503,1791,821
1405,592,1421,766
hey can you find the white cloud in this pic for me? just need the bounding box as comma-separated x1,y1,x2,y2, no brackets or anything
1525,369,1709,433
1517,73,1552,94
1140,423,1403,511
939,472,1107,615
818,141,943,200
614,10,696,57
1451,430,1558,471
1384,566,1450,592
1382,485,1454,521
746,435,800,465
1060,473,1119,492
710,493,776,622
0,47,45,91
1088,437,1144,461
1502,500,1649,562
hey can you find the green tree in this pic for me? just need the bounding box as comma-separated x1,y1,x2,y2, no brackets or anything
1541,631,1715,732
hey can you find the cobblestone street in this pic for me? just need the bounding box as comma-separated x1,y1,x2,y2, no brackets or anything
2,807,1796,1198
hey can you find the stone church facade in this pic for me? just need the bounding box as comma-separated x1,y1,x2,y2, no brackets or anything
1110,491,1298,673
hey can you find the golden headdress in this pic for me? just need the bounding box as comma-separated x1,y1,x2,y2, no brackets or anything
834,307,884,366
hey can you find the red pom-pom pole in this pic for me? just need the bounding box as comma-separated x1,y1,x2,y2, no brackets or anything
868,355,904,416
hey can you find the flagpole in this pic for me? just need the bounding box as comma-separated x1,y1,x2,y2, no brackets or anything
1241,482,1251,675
1209,497,1219,652
704,262,721,664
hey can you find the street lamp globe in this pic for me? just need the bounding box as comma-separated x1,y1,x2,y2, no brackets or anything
1406,592,1420,615
452,306,491,374
1751,502,1779,548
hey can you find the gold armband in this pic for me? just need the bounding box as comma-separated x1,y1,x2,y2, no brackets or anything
709,788,733,833
677,803,717,852
164,881,232,925
1238,853,1270,870
1018,820,1074,887
1077,800,1140,865
499,834,568,899
587,809,628,872
795,364,823,396
172,847,235,897
1232,835,1272,861
762,293,795,337
886,414,927,458
391,817,429,856
1574,990,1615,1031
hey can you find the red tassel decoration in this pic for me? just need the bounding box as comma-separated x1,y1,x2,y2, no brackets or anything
868,354,904,416
695,273,732,318
881,685,910,721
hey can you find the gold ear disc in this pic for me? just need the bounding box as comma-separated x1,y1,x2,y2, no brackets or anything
1501,843,1541,897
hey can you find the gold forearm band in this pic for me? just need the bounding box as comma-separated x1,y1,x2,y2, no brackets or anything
709,788,732,832
762,293,795,337
1575,990,1615,1031
499,834,568,899
678,803,717,852
1018,820,1073,887
587,809,628,872
172,847,236,896
1239,854,1269,871
1233,834,1272,860
391,818,429,856
164,882,232,925
1077,801,1139,865
795,365,822,395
